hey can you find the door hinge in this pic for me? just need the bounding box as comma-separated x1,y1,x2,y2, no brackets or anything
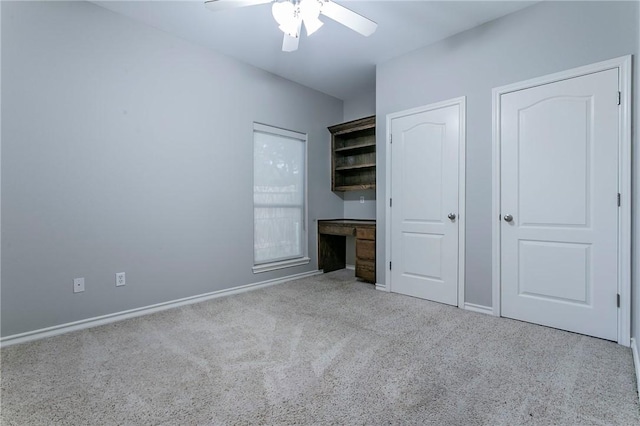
498,214,501,221
617,193,621,207
617,91,621,106
390,134,393,144
390,198,393,207
389,261,392,271
617,294,620,308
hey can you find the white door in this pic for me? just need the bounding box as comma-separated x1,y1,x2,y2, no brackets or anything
390,101,463,305
500,68,619,340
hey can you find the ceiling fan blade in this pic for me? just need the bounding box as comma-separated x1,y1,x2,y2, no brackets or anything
320,0,377,37
204,0,272,12
282,33,299,52
282,18,301,52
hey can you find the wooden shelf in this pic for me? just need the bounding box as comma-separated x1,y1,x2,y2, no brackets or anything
334,142,376,152
328,115,376,192
334,184,376,191
335,163,376,171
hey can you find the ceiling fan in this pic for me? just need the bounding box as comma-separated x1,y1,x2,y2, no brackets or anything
204,0,378,52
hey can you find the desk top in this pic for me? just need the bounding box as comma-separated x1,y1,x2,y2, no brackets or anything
318,219,376,226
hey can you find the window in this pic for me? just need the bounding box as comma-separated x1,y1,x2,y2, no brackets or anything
252,123,309,273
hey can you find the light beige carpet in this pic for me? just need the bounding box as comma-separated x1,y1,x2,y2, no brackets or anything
1,269,639,425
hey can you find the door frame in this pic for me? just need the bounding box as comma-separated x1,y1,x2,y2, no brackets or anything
385,96,466,307
491,55,632,346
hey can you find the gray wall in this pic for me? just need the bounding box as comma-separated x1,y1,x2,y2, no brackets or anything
342,92,376,264
0,2,3,327
376,1,639,310
343,91,376,123
634,3,640,349
1,1,344,337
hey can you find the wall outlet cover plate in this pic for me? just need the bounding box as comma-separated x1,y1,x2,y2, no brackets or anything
73,277,85,293
116,272,126,287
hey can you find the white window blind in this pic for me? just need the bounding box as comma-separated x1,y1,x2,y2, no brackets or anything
253,124,307,270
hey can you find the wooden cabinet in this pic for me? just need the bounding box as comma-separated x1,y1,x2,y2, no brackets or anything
328,115,376,191
318,219,376,283
355,229,375,283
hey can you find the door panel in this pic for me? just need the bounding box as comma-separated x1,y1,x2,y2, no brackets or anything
402,233,443,280
390,104,461,305
518,240,590,304
401,123,444,222
500,68,619,340
518,97,591,227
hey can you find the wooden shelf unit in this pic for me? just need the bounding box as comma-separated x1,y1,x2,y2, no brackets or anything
328,115,376,192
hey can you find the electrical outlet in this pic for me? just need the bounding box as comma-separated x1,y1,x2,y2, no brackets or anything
360,196,365,204
73,277,85,293
116,272,126,287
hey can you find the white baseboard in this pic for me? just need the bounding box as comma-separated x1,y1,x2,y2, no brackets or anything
464,302,493,315
345,264,355,271
0,270,322,348
631,338,640,403
375,283,389,292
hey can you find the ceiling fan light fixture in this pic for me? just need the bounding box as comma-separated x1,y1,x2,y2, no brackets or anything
299,0,323,36
272,1,299,36
207,0,377,52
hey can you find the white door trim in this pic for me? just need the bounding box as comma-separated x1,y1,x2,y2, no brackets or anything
491,55,632,346
385,96,466,307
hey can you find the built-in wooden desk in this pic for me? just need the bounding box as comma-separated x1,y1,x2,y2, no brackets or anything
318,219,376,283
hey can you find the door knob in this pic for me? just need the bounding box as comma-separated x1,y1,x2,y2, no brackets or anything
448,213,456,221
503,214,513,223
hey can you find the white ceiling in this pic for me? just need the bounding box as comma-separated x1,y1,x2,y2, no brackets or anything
93,1,536,101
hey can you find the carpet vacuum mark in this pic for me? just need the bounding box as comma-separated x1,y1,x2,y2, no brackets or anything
1,270,639,425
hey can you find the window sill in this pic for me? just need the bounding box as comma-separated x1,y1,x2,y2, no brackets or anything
252,257,311,274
